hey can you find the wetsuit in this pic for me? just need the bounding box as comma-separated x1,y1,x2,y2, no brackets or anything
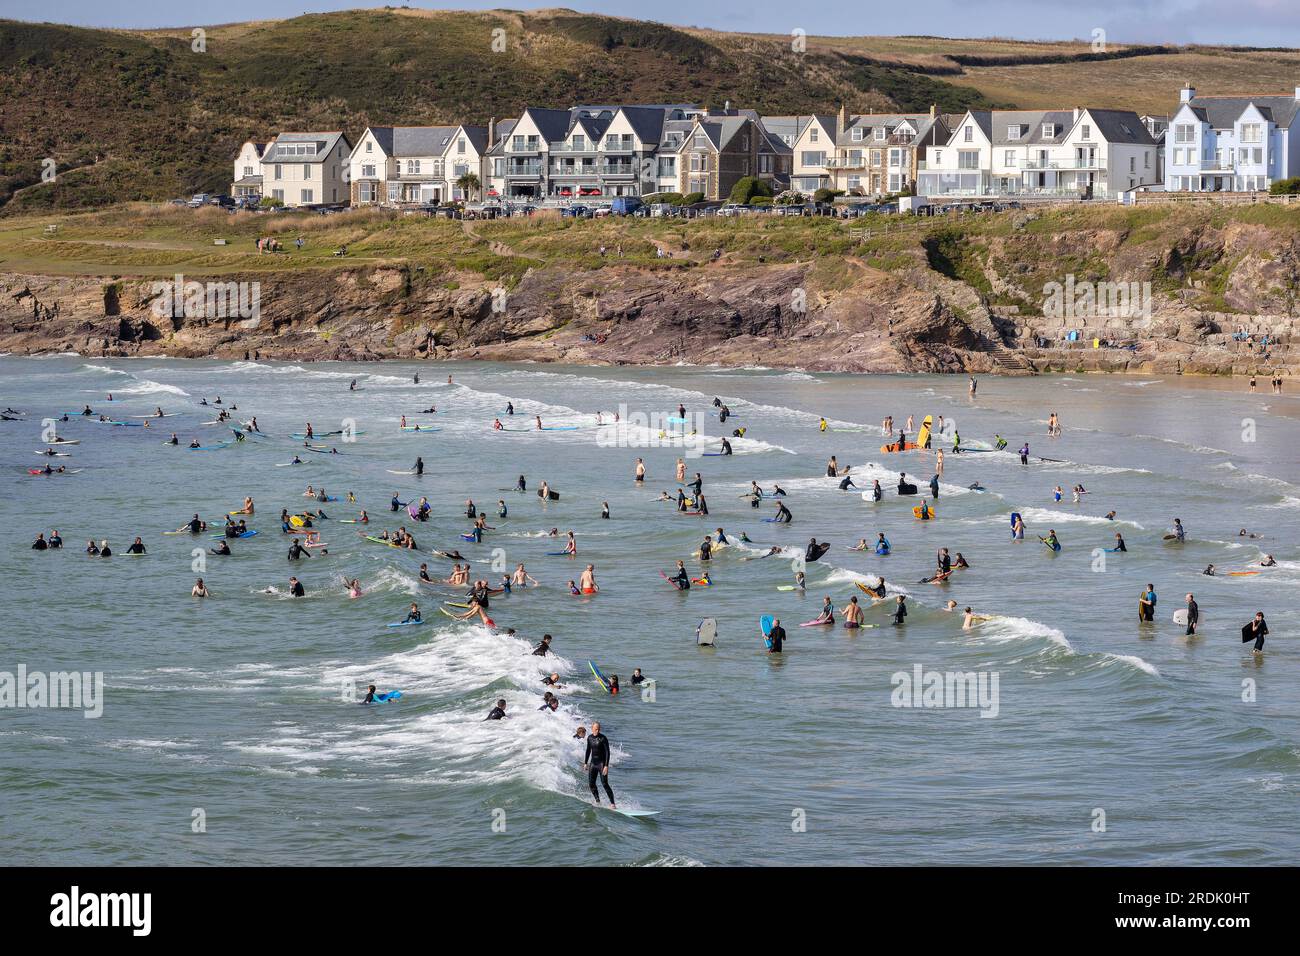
775,503,792,523
699,541,712,562
485,706,506,720
127,541,146,555
767,624,785,652
1248,619,1269,652
893,601,907,625
839,475,855,490
1141,590,1157,622
1185,599,1198,636
32,538,47,550
929,475,940,499
584,732,616,803
671,568,690,590
290,580,305,597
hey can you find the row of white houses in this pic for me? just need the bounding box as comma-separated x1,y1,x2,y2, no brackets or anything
231,85,1300,207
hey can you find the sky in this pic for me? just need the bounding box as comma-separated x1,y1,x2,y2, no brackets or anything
4,0,1300,46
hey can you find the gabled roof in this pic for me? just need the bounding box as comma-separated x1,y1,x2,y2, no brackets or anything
263,132,350,164
1079,109,1157,145
520,107,573,143
617,106,670,145
1182,93,1300,129
458,125,490,155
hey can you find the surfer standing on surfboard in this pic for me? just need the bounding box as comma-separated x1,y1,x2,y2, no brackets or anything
583,722,617,809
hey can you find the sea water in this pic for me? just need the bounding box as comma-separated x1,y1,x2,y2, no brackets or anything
0,357,1296,865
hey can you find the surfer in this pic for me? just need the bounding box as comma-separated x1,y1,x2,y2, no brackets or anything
415,457,424,477
1011,514,1025,540
1183,594,1199,636
211,540,231,556
532,635,553,656
766,619,785,654
814,596,835,624
583,722,616,808
1203,564,1216,576
842,597,863,629
1245,612,1269,654
668,561,690,590
875,533,890,555
535,415,544,430
929,474,940,499
1042,529,1060,551
516,475,527,493
826,456,839,477
485,699,508,720
699,536,713,562
1113,533,1127,552
402,603,422,624
1171,518,1185,541
1139,584,1157,622
839,472,856,491
126,537,146,555
1019,443,1029,465
720,438,732,456
849,538,868,552
772,501,792,523
31,533,48,550
954,552,970,569
1260,554,1277,567
288,576,305,598
870,479,883,502
892,595,908,626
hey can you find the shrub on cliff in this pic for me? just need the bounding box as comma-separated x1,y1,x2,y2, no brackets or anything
728,176,773,205
1269,177,1300,196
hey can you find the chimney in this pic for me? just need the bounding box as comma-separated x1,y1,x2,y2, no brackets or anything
724,99,731,112
1073,107,1081,122
929,104,936,118
838,102,848,135
1180,84,1196,103
488,116,496,146
1294,85,1300,101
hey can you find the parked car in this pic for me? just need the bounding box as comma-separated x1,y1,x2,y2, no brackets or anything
610,196,643,216
188,193,211,208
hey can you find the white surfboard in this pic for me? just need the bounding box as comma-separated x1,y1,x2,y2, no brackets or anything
1172,609,1200,625
696,617,717,646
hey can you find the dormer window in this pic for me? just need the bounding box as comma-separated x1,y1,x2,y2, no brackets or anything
1042,123,1055,137
1007,125,1021,140
875,127,886,141
851,128,863,141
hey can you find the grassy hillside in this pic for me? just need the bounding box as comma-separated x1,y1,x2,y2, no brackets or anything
1,8,1298,214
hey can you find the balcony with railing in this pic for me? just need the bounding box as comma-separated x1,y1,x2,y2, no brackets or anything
826,156,868,170
551,144,599,154
1020,157,1107,171
599,164,637,178
551,165,599,178
505,162,543,178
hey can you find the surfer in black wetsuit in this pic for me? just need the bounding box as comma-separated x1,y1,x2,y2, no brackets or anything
390,494,402,512
1113,533,1127,552
532,635,553,656
839,472,856,490
773,501,792,523
767,620,785,654
414,457,424,477
929,474,940,499
1245,612,1269,653
516,475,526,492
288,540,309,560
892,595,907,624
583,722,616,807
289,577,305,597
669,561,690,590
721,438,732,456
211,539,232,556
485,699,508,720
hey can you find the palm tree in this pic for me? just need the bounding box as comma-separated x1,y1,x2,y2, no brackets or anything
455,172,481,202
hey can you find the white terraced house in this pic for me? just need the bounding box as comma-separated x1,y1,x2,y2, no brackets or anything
485,105,704,201
349,125,491,207
231,141,269,200
260,131,352,207
918,108,1159,199
1165,85,1300,192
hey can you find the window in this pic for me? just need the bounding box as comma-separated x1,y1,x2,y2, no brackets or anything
362,164,376,178
888,149,903,167
1042,123,1055,137
273,164,282,180
933,150,942,165
1174,124,1194,144
759,154,772,173
358,182,376,202
963,126,973,142
851,128,863,142
242,166,253,177
366,141,372,153
958,150,979,169
1241,123,1263,144
810,128,818,143
658,157,676,176
875,127,886,141
847,175,860,189
302,165,312,179
870,150,881,165
1004,150,1015,166
1129,156,1135,172
572,135,585,151
1144,153,1150,169
1081,124,1091,140
405,160,420,175
300,189,313,203
801,151,826,167
457,138,467,154
1007,125,1022,140
511,135,525,151
271,189,283,201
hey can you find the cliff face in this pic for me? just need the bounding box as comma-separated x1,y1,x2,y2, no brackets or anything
2,213,1298,376
0,262,1008,373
